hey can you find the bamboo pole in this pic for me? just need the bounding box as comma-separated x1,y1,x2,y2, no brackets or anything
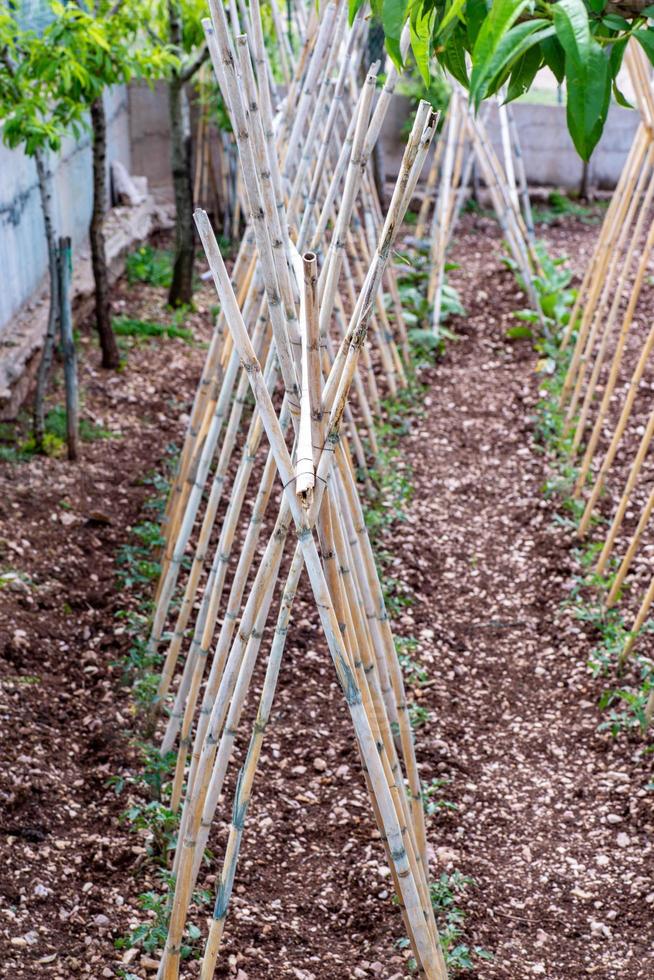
620,576,654,664
160,106,440,979
559,127,649,395
597,403,654,579
577,321,654,536
606,484,654,609
571,211,654,476
567,148,654,455
294,250,319,497
190,200,445,980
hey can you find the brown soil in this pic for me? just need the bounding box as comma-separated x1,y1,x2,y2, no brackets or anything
1,215,653,980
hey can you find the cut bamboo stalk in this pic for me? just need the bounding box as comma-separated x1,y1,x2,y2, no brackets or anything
505,102,534,242
294,250,319,498
415,132,445,241
498,97,520,222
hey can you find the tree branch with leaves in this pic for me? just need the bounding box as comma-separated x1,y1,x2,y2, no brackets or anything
361,0,654,160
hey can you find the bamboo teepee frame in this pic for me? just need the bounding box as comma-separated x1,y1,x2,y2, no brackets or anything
557,41,654,670
141,3,448,977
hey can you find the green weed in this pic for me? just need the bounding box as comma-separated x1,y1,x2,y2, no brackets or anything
398,872,492,974
421,778,457,816
113,315,193,344
0,405,116,461
125,245,173,288
532,191,603,227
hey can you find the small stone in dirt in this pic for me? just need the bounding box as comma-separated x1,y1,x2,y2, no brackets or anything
33,883,51,898
605,814,622,824
235,971,249,980
616,832,630,849
596,854,610,867
313,757,327,772
93,914,110,928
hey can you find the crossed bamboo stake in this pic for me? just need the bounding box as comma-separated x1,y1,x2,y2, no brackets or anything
556,40,654,672
156,100,445,979
142,2,449,975
147,4,411,710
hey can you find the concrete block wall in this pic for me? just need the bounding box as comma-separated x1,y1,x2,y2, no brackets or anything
0,86,131,335
128,80,172,192
381,97,640,192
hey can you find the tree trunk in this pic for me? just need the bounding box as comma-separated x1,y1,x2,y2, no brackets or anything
33,147,59,451
58,236,79,461
168,74,195,308
579,159,593,202
90,96,120,368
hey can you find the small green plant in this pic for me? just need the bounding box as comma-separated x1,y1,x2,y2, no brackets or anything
398,872,492,974
421,778,457,816
113,315,193,343
532,191,602,227
0,405,116,460
408,702,431,729
396,635,429,687
115,872,212,963
125,245,173,288
393,243,464,362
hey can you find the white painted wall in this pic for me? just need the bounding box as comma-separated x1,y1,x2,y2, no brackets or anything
0,86,131,334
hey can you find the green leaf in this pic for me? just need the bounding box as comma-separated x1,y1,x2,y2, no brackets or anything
506,43,543,102
601,14,630,31
588,0,606,11
553,0,610,160
436,0,467,37
441,23,469,86
634,28,654,67
506,324,533,340
465,0,489,49
383,0,410,67
469,0,532,108
541,35,566,83
477,20,555,102
612,79,633,109
410,2,434,85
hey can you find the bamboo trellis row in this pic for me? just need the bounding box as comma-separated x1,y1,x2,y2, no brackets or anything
138,3,449,978
557,40,654,682
417,84,541,335
151,6,408,665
